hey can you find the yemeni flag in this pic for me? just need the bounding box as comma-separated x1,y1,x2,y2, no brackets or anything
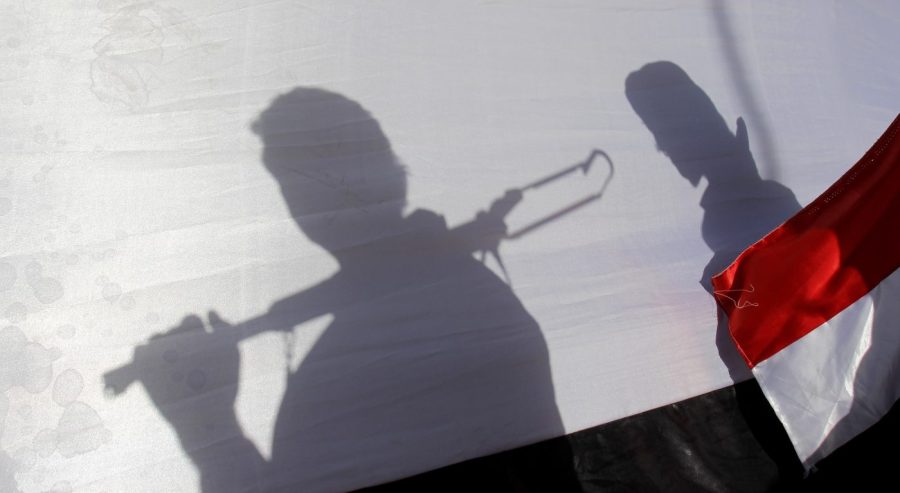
712,115,900,469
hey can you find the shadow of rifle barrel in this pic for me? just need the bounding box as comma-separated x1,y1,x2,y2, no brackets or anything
507,149,613,240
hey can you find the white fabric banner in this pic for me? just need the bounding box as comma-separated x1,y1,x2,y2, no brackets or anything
1,1,898,491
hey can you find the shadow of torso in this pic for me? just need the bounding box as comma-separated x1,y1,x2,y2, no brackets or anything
265,210,560,491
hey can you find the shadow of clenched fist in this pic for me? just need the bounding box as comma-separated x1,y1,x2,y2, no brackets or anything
131,311,243,452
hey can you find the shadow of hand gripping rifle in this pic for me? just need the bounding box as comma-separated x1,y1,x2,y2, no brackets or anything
104,313,266,491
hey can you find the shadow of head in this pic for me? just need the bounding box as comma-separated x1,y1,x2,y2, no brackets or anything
252,88,408,250
625,61,739,187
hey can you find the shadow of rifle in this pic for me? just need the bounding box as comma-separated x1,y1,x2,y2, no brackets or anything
103,149,613,397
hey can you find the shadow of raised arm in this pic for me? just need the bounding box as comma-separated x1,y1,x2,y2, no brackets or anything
103,277,341,397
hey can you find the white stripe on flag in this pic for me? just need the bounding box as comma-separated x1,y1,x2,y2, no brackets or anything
752,267,900,468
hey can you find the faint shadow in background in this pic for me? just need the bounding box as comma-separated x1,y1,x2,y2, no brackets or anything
625,61,804,482
625,61,801,381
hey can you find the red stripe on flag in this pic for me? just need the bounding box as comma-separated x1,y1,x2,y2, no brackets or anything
712,115,900,367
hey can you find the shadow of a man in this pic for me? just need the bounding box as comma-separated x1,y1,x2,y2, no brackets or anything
624,62,805,483
118,88,580,492
625,62,801,380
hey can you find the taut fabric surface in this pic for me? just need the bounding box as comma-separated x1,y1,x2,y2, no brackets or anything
1,2,898,491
